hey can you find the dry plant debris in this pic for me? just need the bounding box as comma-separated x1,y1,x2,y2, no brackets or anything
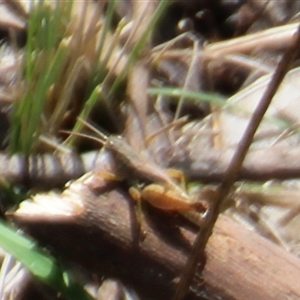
1,0,300,299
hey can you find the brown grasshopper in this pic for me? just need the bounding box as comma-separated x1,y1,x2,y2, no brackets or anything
72,119,208,214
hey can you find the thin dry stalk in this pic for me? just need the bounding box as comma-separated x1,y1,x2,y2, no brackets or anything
174,22,300,300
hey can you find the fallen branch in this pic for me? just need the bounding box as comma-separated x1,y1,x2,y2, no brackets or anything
10,182,300,299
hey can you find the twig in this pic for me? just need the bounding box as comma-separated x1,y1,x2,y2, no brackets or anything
10,186,300,299
173,22,300,300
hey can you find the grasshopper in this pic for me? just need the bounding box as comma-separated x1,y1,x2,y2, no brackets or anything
73,119,208,214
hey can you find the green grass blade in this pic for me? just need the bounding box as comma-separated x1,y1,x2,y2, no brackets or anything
0,220,92,300
9,42,68,154
65,85,102,146
147,87,226,105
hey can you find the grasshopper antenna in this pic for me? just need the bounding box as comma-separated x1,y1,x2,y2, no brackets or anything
60,130,107,146
60,118,110,146
77,118,109,143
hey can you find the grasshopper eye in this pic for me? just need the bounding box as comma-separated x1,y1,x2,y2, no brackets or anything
106,135,124,150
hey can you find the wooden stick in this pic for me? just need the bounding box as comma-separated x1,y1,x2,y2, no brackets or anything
10,187,300,299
